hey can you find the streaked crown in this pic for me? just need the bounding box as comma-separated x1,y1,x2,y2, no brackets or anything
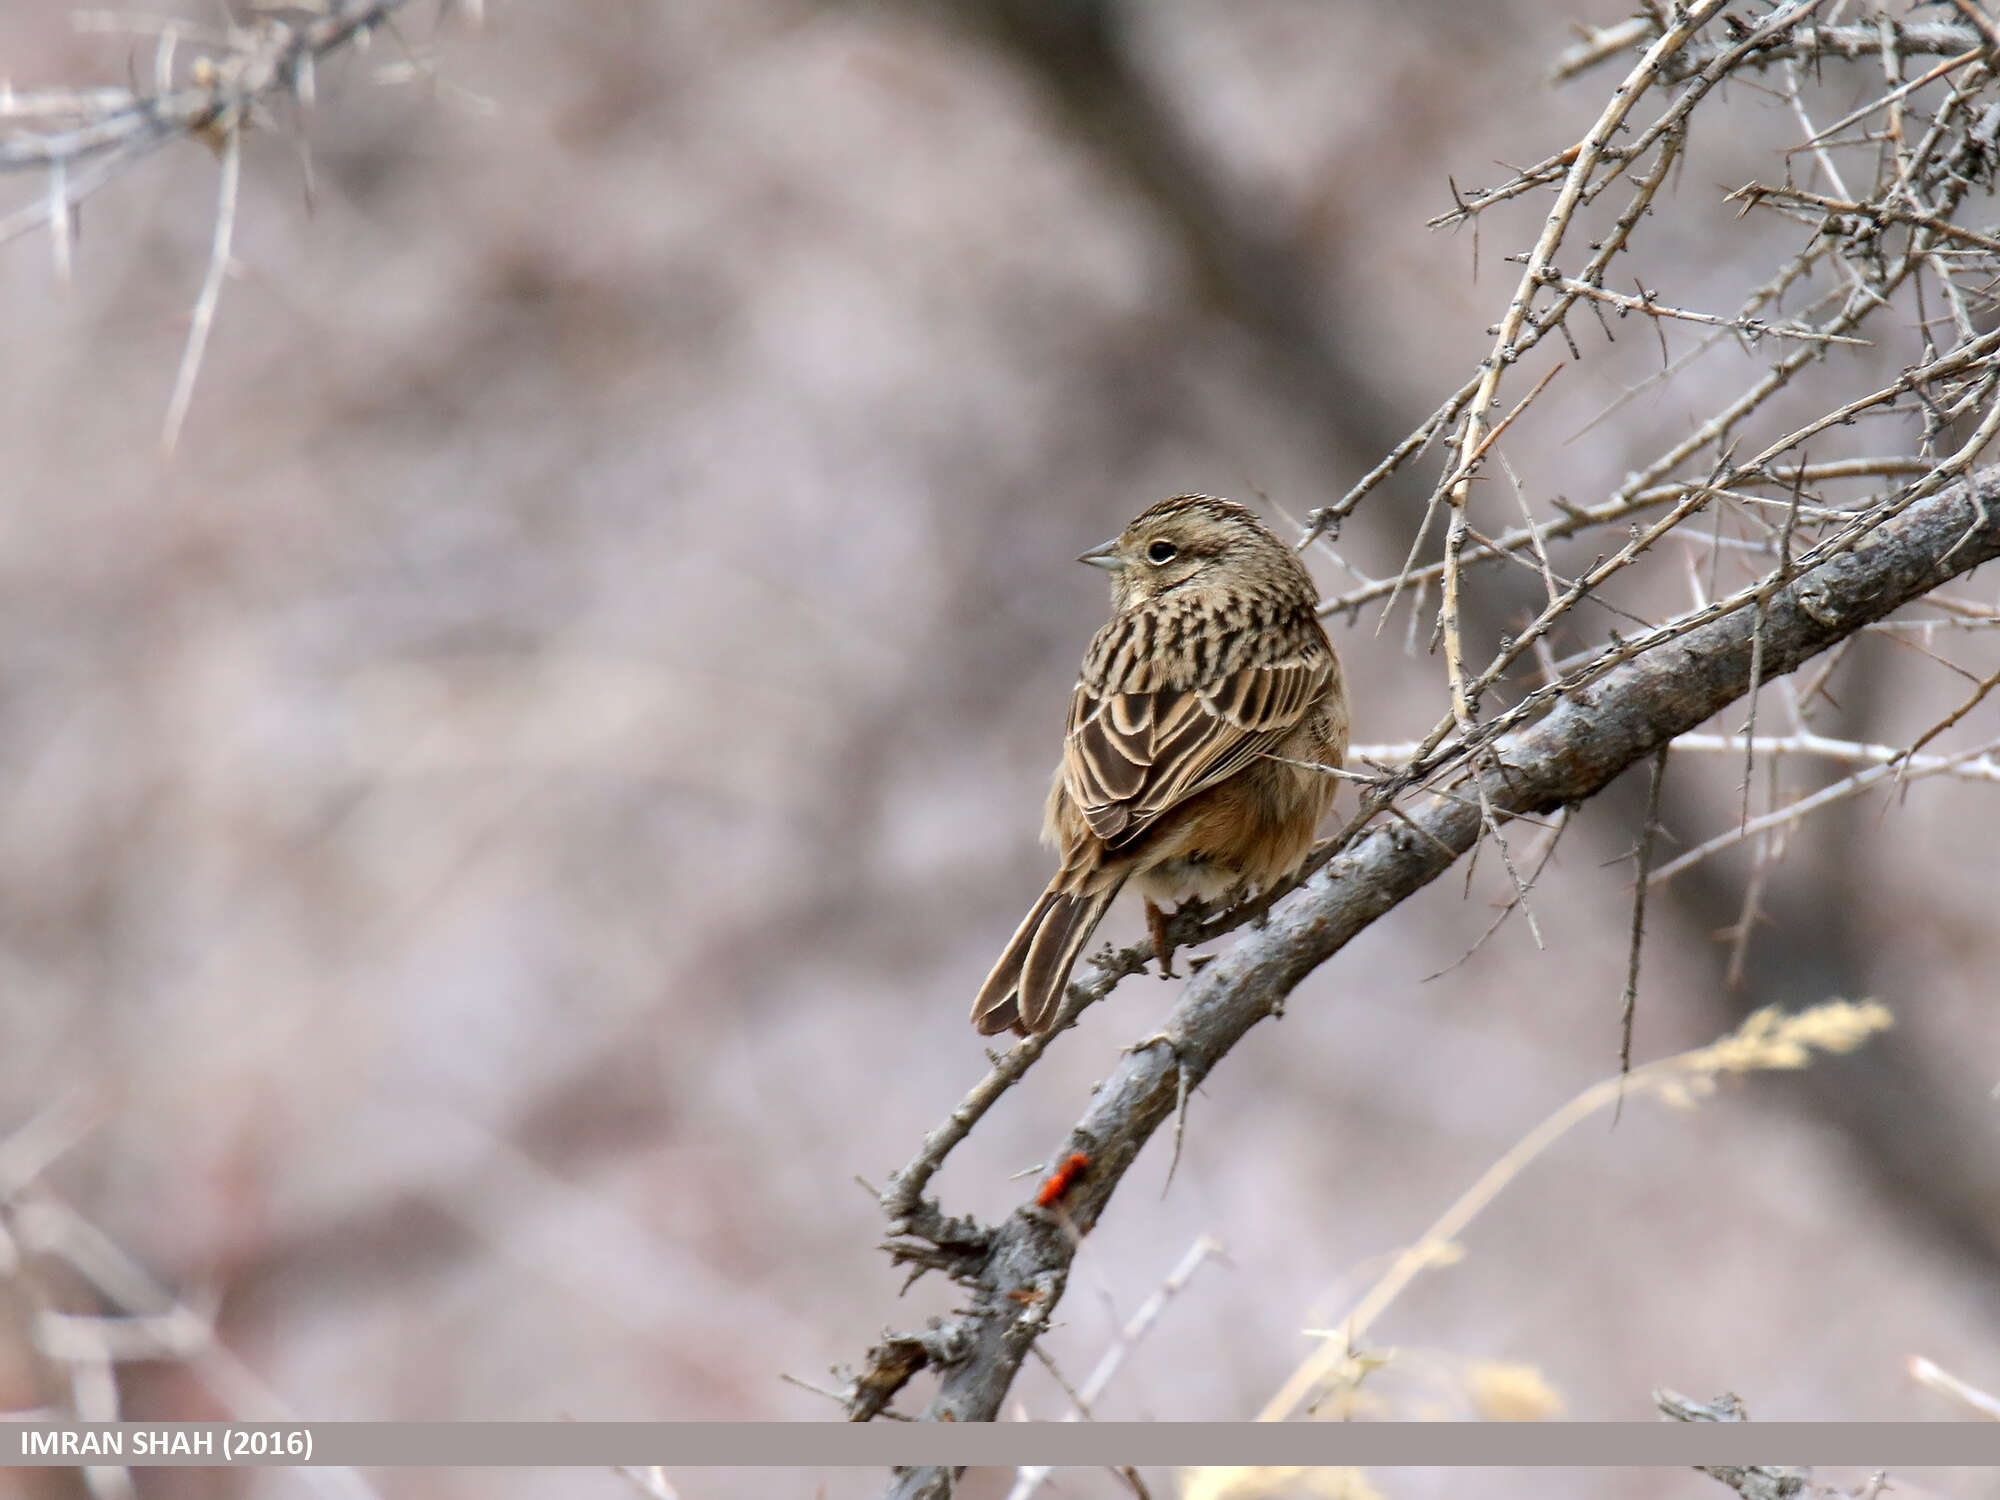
1084,494,1316,611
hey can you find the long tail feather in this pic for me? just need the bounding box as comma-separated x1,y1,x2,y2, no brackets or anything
972,878,1123,1036
1018,884,1118,1033
971,886,1059,1036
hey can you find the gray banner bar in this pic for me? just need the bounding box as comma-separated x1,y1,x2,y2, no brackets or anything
2,1422,1996,1467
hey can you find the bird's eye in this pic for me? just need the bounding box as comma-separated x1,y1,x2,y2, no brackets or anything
1146,540,1178,564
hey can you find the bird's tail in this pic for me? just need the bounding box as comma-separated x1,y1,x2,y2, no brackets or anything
971,876,1125,1036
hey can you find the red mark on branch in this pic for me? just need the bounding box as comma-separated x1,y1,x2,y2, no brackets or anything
1035,1152,1090,1208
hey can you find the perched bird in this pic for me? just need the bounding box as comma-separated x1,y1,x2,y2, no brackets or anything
972,495,1350,1037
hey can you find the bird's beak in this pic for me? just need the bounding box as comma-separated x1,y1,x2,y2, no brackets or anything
1077,539,1123,571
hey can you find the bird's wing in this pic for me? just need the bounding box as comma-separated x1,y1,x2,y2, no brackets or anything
1062,635,1330,848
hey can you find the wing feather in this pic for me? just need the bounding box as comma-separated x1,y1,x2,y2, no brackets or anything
1063,637,1330,850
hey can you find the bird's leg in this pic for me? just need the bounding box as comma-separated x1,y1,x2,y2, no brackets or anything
1144,898,1178,978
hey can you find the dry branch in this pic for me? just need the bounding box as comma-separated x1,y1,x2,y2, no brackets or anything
0,1097,380,1500
862,7,2000,1482
1263,1001,1889,1423
1582,19,1991,77
2,1,427,445
0,1,415,180
862,465,2000,1484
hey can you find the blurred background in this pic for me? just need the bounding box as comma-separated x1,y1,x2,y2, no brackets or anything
0,2,1997,1498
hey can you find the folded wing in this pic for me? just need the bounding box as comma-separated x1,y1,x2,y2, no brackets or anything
1063,644,1329,849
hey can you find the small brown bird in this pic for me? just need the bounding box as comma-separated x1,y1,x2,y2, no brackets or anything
972,495,1350,1037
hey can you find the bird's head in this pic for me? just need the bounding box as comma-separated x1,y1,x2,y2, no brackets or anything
1077,494,1313,610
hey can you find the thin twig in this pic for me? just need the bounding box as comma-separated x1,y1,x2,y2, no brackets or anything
1616,747,1670,1109
1649,739,2000,885
1265,1004,1892,1423
1909,1354,2000,1419
1005,1236,1224,1500
161,125,240,453
1553,276,1870,344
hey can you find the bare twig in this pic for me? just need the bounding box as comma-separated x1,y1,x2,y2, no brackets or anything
1004,1235,1223,1500
866,4,2000,1467
863,461,2000,1462
1438,0,1731,724
1553,277,1870,345
1909,1354,2000,1419
2,1,428,445
1617,747,1670,1097
1,2,416,177
1264,1004,1891,1423
1731,179,2000,254
160,124,240,452
1648,738,2000,886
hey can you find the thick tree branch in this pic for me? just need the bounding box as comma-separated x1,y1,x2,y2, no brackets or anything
867,462,2000,1487
923,0,2000,1314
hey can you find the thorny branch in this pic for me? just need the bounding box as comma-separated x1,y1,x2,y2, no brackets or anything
857,4,2000,1479
859,464,2000,1468
0,1,420,174
0,1092,379,1499
1618,745,1670,1090
1444,0,1703,719
1002,1235,1222,1500
1,0,430,445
